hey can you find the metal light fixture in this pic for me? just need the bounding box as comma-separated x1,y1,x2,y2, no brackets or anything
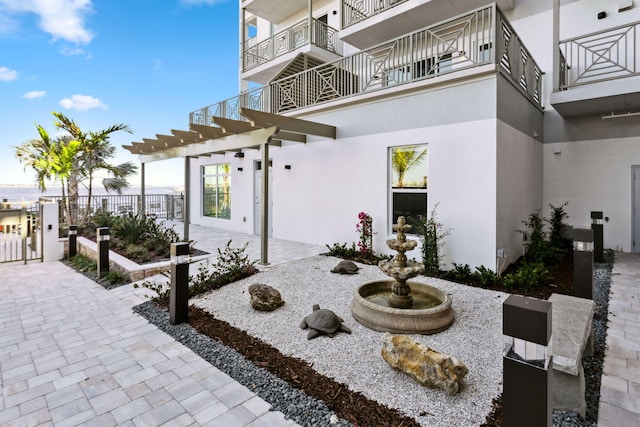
234,151,245,158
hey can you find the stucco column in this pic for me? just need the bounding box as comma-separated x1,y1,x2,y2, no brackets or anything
260,142,269,265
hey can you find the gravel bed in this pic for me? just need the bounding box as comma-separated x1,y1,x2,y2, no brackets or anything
133,254,613,427
553,257,612,426
189,255,509,427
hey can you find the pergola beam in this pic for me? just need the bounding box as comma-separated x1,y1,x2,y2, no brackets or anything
240,107,336,138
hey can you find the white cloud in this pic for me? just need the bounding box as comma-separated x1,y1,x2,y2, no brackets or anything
0,0,94,44
60,46,86,56
59,94,108,111
0,66,18,81
23,90,46,99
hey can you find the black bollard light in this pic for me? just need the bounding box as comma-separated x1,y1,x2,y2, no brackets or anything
96,227,110,277
590,211,604,263
503,295,552,427
68,224,78,258
170,242,190,325
573,228,593,299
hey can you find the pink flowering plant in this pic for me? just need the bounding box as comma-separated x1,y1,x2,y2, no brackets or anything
356,212,374,255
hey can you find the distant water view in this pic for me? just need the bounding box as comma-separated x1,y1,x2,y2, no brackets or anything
0,185,183,202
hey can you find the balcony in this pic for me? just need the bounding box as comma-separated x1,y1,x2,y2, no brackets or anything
341,0,514,49
241,0,307,23
551,20,640,117
192,4,541,125
243,18,344,84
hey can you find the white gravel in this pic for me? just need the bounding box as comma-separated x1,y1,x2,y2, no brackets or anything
192,255,509,427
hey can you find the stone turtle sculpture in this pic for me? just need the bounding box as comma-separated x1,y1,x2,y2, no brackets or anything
331,260,359,274
300,304,352,340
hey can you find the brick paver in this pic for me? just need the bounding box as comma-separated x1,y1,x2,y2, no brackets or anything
0,261,299,426
598,252,640,426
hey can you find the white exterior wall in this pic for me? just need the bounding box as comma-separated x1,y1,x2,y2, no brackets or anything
543,137,640,252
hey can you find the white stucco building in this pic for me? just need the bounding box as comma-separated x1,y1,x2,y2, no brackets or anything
125,0,640,270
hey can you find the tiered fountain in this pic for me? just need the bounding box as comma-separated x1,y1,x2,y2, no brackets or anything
351,216,454,334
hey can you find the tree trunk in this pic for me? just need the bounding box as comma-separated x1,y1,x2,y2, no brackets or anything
68,171,79,225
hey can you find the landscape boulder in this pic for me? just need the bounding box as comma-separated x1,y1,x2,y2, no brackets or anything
248,283,285,311
380,333,468,394
330,260,359,274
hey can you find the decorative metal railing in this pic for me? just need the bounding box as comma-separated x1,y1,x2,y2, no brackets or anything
342,0,409,29
559,20,640,89
243,18,343,71
191,4,542,125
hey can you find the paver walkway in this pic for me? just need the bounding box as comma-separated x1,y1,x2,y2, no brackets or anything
598,252,640,426
0,261,299,426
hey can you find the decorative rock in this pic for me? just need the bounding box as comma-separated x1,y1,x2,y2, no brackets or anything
330,260,359,274
300,304,352,340
248,283,285,312
380,333,468,394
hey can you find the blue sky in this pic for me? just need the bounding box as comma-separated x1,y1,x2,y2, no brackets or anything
0,0,238,187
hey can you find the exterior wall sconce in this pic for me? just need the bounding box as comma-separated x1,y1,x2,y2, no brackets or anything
234,151,245,158
237,167,243,172
597,11,606,19
503,294,552,426
284,165,292,170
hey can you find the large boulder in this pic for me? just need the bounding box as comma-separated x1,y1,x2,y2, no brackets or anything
248,283,285,311
380,333,468,394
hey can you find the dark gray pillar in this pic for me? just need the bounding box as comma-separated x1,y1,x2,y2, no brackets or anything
96,227,110,276
140,162,146,215
183,156,190,242
591,211,604,263
573,228,594,299
170,242,190,325
68,224,77,258
503,295,552,427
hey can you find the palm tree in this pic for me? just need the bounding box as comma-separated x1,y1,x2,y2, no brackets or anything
392,146,427,188
53,112,137,227
14,126,81,222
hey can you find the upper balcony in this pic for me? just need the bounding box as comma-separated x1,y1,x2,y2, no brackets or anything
241,0,307,23
551,20,640,118
341,0,514,49
192,4,541,126
243,18,344,85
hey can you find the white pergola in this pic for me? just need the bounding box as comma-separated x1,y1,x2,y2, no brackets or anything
122,108,336,265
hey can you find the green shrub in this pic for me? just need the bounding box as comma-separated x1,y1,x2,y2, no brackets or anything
473,265,501,287
103,269,128,286
126,244,150,263
443,263,472,282
69,253,96,272
421,204,451,276
547,202,571,255
210,240,258,283
113,212,151,245
502,261,549,290
325,242,360,258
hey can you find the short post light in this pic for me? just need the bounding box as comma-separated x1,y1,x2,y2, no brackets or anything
170,242,191,325
96,227,110,277
590,211,604,263
573,228,594,299
503,294,552,427
68,225,78,259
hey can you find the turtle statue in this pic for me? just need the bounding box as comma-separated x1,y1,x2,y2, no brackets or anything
331,260,359,274
300,304,352,340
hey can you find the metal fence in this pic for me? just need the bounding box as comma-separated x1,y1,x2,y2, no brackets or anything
42,193,184,224
342,0,409,28
559,20,640,89
191,4,542,125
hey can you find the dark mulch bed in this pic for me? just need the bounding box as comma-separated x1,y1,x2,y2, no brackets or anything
188,305,419,427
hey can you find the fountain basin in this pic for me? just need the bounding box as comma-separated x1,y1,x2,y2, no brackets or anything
352,280,455,334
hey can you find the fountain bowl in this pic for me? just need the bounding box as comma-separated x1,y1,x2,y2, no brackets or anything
351,280,455,334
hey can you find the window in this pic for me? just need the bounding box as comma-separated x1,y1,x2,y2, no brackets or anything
390,145,428,234
203,164,231,219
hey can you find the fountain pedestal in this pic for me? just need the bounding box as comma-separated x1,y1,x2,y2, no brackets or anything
351,216,455,334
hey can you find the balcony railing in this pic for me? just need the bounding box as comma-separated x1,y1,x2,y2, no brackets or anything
243,18,343,72
342,0,409,28
192,4,542,125
559,20,640,89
